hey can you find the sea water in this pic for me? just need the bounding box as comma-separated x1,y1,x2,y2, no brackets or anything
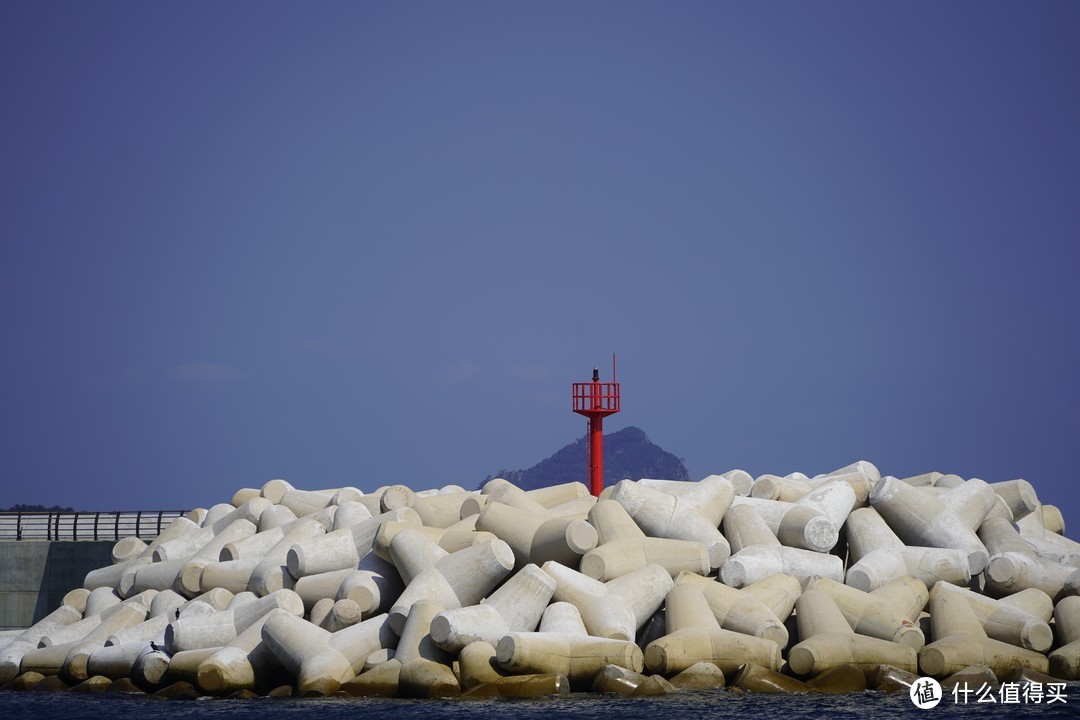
2,688,1078,720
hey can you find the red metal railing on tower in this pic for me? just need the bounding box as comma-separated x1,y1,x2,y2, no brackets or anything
571,382,621,413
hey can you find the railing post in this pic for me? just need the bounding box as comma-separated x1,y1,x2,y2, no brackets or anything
16,511,22,542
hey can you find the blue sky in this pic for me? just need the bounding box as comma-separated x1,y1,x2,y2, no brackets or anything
1,2,1078,530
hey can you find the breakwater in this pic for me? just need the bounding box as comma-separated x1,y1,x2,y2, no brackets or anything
1,464,1078,700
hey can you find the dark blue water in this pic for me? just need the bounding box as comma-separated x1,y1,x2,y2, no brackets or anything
2,689,1078,720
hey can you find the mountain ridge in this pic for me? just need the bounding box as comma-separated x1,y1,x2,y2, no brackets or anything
485,425,690,491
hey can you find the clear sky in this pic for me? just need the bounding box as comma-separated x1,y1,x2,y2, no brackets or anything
2,2,1078,531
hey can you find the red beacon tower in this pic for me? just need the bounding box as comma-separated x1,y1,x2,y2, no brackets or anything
572,359,621,496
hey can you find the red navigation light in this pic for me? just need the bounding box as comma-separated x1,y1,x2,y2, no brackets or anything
572,356,621,496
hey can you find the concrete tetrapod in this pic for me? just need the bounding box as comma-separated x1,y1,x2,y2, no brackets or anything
989,479,1040,520
844,507,971,591
176,518,259,597
246,512,338,595
730,497,839,554
541,561,672,641
496,632,643,690
195,610,287,694
805,576,926,649
721,544,844,589
22,601,149,683
0,604,83,683
105,614,170,647
260,612,351,696
983,551,1080,601
458,642,569,698
84,642,150,681
394,600,458,698
608,479,730,569
579,538,710,582
637,474,736,529
722,470,754,497
722,503,781,554
429,563,556,653
165,589,304,653
644,583,783,677
931,581,1053,652
475,501,597,571
869,476,988,575
538,602,588,635
917,584,1050,678
218,527,283,564
335,553,404,617
674,572,790,646
751,474,811,502
938,479,998,533
286,508,421,579
388,538,515,635
787,588,918,677
731,662,811,693
1049,596,1080,679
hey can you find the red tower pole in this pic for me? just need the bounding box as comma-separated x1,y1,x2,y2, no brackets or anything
589,415,604,497
573,364,620,497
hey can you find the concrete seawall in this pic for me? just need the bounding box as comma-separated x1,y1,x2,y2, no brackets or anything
0,542,113,629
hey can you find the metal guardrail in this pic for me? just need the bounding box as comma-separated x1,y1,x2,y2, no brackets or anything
0,510,189,542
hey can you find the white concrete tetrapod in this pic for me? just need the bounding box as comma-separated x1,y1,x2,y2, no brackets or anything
539,602,588,635
608,479,730,569
751,474,811,502
220,526,285,562
939,478,998,532
388,538,515,635
989,479,1040,520
496,632,643,689
805,576,925,649
165,589,304,654
1049,595,1080,679
579,537,710,581
196,610,287,694
931,581,1053,652
286,508,421,579
917,584,1050,678
0,604,83,683
721,503,780,554
475,501,597,570
869,476,988,575
984,551,1080,600
260,612,352,697
336,552,404,617
787,588,918,677
721,544,844,588
587,499,646,545
722,469,755,497
643,583,783,677
84,641,150,680
844,507,972,591
729,497,838,554
674,572,789,646
429,563,556,653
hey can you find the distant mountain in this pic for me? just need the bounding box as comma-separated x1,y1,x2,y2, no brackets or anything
486,426,690,491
